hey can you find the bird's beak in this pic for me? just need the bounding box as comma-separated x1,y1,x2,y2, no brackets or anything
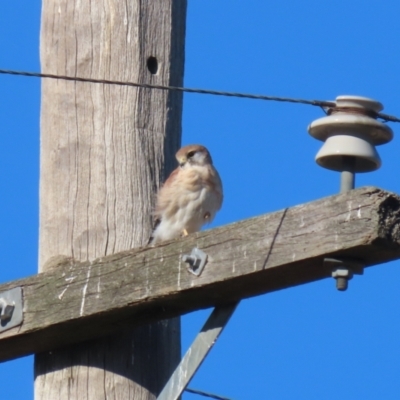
178,156,187,166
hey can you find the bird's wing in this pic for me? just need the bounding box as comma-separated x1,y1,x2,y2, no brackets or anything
154,167,181,218
207,165,223,210
148,167,181,244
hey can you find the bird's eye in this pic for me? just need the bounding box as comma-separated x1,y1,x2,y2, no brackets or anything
187,151,195,158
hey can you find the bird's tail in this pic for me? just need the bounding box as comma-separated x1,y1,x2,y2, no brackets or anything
147,218,161,246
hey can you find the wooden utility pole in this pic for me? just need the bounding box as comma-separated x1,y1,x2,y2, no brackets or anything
36,1,187,399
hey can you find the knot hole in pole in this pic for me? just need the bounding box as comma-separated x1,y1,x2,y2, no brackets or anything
147,56,158,75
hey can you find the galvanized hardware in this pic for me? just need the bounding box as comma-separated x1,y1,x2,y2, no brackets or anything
158,251,235,400
0,299,14,322
182,248,208,276
324,258,364,291
331,268,353,291
0,287,23,332
157,302,238,400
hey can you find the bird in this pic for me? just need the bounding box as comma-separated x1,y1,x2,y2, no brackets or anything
148,144,223,245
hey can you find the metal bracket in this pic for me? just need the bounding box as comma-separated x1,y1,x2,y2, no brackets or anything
0,287,23,332
324,257,364,291
182,247,208,276
157,302,239,400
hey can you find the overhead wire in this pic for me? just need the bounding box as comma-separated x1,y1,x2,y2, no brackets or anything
185,387,234,400
1,68,399,123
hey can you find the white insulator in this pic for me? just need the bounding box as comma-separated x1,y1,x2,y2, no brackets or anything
308,95,393,173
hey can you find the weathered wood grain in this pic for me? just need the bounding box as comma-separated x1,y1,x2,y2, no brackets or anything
38,0,186,398
1,186,400,363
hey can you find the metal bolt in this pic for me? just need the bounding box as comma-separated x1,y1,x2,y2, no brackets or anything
0,298,15,322
182,254,198,266
182,248,208,276
335,277,348,291
324,258,363,292
331,267,353,292
0,287,23,332
340,156,356,193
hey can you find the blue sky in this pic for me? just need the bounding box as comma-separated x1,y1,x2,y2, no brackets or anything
1,1,400,399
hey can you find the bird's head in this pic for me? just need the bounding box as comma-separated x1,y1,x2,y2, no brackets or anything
176,144,213,167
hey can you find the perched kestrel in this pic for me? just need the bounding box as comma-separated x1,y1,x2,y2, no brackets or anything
149,144,223,245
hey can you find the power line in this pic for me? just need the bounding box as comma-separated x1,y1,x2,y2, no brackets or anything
0,68,333,106
186,387,234,400
0,68,399,123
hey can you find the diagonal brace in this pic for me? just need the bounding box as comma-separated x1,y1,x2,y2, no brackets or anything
157,302,239,400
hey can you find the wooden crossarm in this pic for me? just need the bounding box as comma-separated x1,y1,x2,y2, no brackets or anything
0,186,399,362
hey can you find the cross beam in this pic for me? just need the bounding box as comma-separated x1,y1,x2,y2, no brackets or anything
0,186,399,363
